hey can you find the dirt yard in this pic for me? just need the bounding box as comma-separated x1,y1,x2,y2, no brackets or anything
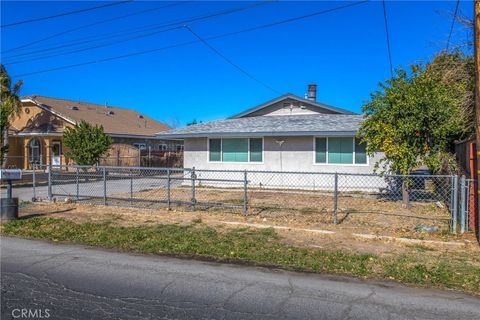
105,186,453,235
18,201,478,260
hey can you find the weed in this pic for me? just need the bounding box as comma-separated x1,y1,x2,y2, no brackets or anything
1,217,478,294
192,218,202,224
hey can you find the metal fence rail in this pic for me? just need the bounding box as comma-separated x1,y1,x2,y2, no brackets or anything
38,164,475,234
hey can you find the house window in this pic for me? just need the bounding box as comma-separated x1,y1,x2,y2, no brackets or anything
314,137,367,165
28,138,41,164
315,137,327,164
354,138,367,164
158,144,167,151
328,137,353,164
209,138,263,163
133,143,146,150
222,138,248,162
249,138,263,162
209,139,221,161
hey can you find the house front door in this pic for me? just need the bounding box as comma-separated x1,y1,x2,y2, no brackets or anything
51,141,61,166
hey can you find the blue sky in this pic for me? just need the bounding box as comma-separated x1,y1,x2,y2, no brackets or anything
1,1,474,126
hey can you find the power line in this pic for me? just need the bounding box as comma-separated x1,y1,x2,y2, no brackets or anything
185,26,279,93
1,1,133,28
3,1,273,64
12,0,369,78
381,0,393,78
2,1,190,54
5,26,183,65
445,0,460,52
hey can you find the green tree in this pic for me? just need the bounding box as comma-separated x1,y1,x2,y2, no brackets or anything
358,52,474,205
0,64,23,168
63,121,112,166
359,52,473,175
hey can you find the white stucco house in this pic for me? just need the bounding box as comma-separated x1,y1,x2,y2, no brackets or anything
156,85,384,175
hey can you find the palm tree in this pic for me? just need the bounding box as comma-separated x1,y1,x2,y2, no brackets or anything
0,64,23,168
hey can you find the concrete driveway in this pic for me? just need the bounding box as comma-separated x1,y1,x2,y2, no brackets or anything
1,237,479,320
1,175,184,202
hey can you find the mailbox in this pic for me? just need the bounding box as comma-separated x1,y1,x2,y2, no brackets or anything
1,169,21,221
0,169,22,181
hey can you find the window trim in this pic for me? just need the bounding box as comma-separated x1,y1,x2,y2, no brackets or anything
312,136,369,166
207,137,264,164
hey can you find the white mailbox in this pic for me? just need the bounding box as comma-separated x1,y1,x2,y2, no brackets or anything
0,169,22,180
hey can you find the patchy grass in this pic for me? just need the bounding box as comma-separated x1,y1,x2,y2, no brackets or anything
1,216,479,295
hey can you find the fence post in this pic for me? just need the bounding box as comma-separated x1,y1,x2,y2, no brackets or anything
451,175,458,234
76,167,79,201
103,167,107,206
32,163,36,201
130,168,133,204
243,170,248,215
167,168,171,210
47,162,52,201
191,167,196,211
460,175,466,234
333,172,338,224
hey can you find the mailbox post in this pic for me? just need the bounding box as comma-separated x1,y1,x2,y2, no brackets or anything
0,169,22,220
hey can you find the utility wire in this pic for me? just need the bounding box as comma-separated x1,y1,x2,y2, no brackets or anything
381,0,393,78
2,1,190,54
1,1,133,28
185,26,279,93
13,0,368,78
4,0,261,56
445,0,460,52
6,26,183,65
3,1,273,64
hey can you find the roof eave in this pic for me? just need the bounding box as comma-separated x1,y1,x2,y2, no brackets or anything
21,97,77,125
156,130,359,139
107,133,180,140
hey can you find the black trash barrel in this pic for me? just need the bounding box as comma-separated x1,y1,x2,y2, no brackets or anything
1,197,19,220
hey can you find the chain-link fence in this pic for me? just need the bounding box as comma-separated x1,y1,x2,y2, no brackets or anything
98,151,183,168
35,164,476,234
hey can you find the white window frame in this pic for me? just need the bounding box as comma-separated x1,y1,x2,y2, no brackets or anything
207,137,264,164
312,136,369,166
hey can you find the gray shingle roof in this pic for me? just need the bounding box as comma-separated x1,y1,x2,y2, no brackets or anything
156,114,364,138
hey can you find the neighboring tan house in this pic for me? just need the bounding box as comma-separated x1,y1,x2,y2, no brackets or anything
156,85,384,174
6,95,182,169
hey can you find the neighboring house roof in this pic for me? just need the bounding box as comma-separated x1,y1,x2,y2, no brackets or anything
21,95,171,137
17,123,63,135
156,114,364,138
228,94,357,118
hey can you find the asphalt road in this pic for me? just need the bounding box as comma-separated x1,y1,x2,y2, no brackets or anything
1,237,479,320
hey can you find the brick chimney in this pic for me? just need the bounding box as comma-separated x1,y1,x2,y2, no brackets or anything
307,84,317,101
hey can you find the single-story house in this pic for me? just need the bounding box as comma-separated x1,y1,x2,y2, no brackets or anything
156,85,384,175
6,95,183,169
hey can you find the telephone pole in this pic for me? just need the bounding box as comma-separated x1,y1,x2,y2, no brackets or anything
474,0,479,240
